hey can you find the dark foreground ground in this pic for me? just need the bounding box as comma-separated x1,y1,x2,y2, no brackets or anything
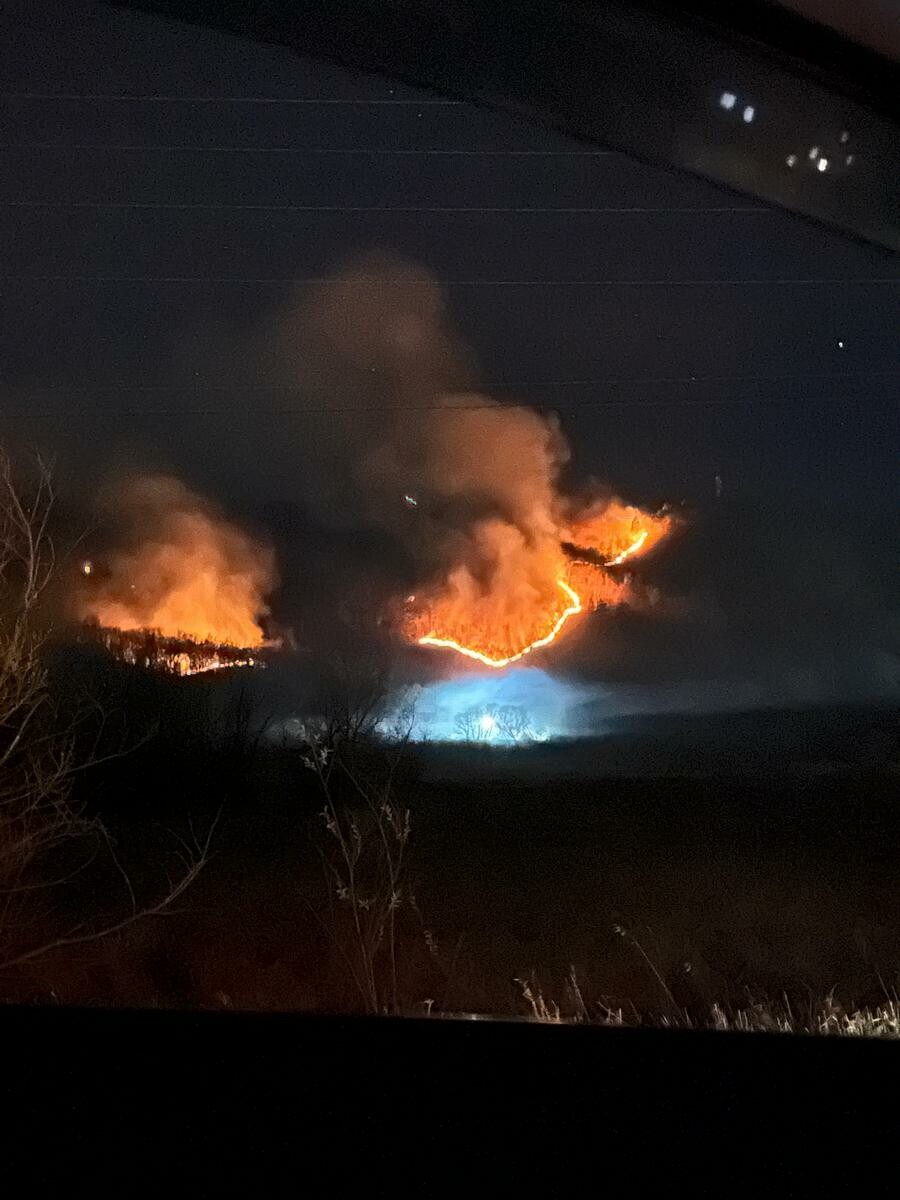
7,674,900,1019
2,1006,896,1185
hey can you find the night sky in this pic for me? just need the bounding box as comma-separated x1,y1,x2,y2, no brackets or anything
1,1,898,704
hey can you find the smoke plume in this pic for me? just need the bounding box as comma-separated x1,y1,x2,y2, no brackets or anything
285,252,671,663
76,473,276,647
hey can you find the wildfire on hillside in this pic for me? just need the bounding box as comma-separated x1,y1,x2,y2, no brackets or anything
566,500,673,568
82,625,262,677
75,473,276,653
403,502,673,669
292,255,679,674
73,259,678,678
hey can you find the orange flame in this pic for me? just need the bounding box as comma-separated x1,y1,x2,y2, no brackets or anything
76,475,276,649
605,529,647,565
405,501,672,668
86,626,261,675
417,579,583,669
568,500,673,565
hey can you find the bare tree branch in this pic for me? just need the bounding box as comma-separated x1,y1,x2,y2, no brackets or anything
0,813,218,972
0,447,213,973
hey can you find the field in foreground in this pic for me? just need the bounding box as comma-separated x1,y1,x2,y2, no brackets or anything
4,663,898,1030
1,700,897,1032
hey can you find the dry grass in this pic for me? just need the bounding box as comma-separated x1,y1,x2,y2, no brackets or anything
515,972,900,1038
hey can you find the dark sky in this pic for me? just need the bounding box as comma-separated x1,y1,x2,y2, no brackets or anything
0,1,897,702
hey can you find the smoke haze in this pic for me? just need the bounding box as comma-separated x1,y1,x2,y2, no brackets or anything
279,252,670,664
76,473,276,647
70,250,896,710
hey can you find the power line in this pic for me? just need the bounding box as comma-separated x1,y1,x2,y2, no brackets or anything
0,200,767,213
0,143,616,156
2,274,896,287
0,92,464,105
19,369,900,394
0,393,886,420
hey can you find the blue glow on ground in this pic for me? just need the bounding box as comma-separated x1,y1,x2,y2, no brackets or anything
388,668,594,743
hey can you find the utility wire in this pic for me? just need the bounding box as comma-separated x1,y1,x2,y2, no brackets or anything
18,369,900,394
0,393,888,420
0,92,464,105
0,143,616,156
2,274,895,286
0,200,767,213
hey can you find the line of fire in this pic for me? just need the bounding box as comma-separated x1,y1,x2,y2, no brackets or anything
73,496,674,682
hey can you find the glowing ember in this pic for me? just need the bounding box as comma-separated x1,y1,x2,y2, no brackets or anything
605,529,648,566
84,625,262,676
75,474,276,648
567,501,673,566
406,501,673,668
417,579,583,669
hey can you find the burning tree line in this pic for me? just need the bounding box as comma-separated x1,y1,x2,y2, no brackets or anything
60,256,678,678
77,624,262,677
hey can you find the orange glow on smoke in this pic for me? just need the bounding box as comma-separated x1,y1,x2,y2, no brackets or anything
405,501,671,668
568,500,673,566
76,475,275,649
85,559,267,648
605,529,647,565
417,579,583,669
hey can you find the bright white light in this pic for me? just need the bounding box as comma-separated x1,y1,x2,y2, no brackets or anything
785,154,797,168
719,91,737,111
480,714,497,735
403,493,418,507
837,340,844,349
742,105,755,123
381,667,587,744
816,157,829,172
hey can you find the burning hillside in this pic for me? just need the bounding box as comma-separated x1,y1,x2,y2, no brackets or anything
403,502,672,668
81,625,261,677
75,474,277,668
566,499,673,567
285,254,678,673
71,256,677,679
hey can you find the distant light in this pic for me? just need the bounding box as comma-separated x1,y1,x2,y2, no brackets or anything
81,559,93,576
403,493,418,507
742,105,755,123
816,156,829,172
785,154,798,168
840,130,850,144
718,91,737,111
809,146,819,160
845,154,855,166
480,714,497,735
837,340,844,349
